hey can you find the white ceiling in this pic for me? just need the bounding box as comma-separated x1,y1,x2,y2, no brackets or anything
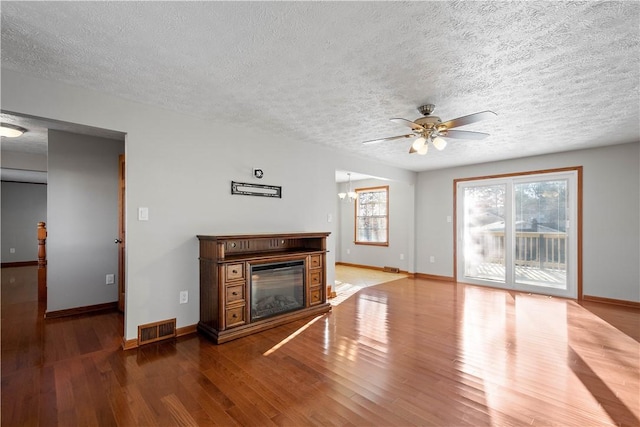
1,1,638,172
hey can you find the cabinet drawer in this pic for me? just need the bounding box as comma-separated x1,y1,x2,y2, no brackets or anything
226,306,245,328
310,270,322,286
310,287,322,305
309,254,322,269
226,284,244,304
225,263,244,281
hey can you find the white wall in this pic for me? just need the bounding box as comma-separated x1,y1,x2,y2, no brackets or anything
47,130,124,311
415,142,640,302
1,150,47,171
1,69,415,340
336,178,415,272
1,181,47,262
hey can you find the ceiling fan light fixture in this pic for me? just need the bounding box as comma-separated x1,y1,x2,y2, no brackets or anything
0,123,27,138
338,192,347,199
411,136,427,151
432,136,447,151
362,104,496,156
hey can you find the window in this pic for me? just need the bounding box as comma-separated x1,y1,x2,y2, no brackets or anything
354,186,389,246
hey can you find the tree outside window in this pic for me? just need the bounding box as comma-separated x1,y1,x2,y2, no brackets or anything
354,186,389,246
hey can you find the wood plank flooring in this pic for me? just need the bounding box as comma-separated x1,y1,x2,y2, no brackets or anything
330,265,408,306
2,265,639,426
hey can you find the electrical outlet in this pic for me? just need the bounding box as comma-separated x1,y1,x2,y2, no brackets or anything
179,290,188,304
429,256,435,263
400,253,405,260
106,274,115,285
9,248,15,254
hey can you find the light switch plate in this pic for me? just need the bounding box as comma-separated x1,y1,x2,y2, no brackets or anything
138,207,149,221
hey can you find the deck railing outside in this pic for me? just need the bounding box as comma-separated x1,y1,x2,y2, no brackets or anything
478,230,567,270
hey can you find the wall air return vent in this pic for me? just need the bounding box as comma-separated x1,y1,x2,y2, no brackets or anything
137,318,177,346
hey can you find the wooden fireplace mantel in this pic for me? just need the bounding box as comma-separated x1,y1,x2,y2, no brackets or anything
197,232,331,344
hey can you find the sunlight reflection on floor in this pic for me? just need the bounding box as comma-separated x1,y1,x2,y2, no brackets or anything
331,264,407,306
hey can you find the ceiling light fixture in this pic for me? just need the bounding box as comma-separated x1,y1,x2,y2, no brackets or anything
411,136,427,152
409,133,447,155
0,123,27,138
338,173,357,201
363,104,496,156
409,136,429,155
432,136,447,151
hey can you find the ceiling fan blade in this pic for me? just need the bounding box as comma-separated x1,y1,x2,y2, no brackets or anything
390,118,425,132
441,110,496,129
444,130,491,140
362,134,414,145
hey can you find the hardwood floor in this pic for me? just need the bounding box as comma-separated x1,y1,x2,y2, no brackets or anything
334,264,408,288
2,265,639,426
331,265,408,306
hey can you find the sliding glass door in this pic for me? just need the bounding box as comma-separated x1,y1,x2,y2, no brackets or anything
457,170,578,298
461,182,507,284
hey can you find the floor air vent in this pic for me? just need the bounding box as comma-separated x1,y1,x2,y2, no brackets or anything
138,318,177,346
383,266,400,273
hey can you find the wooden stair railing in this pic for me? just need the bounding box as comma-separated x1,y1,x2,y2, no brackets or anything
37,222,47,301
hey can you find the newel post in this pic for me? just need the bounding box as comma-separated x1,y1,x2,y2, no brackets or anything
37,222,47,301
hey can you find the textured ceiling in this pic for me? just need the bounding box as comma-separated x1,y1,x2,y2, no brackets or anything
1,1,639,172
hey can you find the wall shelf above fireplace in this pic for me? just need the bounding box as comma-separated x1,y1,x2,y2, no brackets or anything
197,232,331,344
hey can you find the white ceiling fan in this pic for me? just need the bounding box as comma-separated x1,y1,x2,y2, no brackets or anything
363,104,497,155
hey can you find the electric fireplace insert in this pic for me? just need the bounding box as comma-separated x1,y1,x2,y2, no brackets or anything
250,260,305,321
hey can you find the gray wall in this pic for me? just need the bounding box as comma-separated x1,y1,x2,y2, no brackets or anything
2,69,415,339
415,142,640,302
336,178,415,272
1,150,47,171
47,130,124,311
7,69,637,336
1,181,47,262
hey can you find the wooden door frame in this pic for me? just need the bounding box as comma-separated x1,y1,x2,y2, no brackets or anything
117,154,126,313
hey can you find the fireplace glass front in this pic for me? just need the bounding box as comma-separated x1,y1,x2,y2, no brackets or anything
250,260,305,321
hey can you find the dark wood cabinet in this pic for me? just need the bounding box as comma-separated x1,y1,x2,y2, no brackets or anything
197,232,331,344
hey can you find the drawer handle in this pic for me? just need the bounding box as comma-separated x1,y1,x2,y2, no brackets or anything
232,269,238,274
232,291,238,296
232,314,237,318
